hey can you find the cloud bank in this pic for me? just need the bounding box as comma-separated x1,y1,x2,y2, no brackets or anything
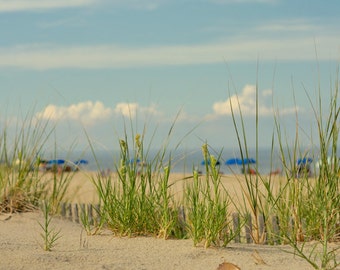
0,34,338,70
35,101,112,125
35,101,162,125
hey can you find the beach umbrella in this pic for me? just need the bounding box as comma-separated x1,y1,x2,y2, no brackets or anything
225,158,243,165
242,158,256,164
297,157,313,165
47,159,65,165
201,160,221,166
74,159,89,165
129,158,141,164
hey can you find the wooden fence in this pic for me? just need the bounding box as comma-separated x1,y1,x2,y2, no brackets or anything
60,202,290,245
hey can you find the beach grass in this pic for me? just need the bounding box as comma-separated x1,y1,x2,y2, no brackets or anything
85,116,186,239
185,144,237,247
226,70,339,269
38,200,62,251
0,110,51,213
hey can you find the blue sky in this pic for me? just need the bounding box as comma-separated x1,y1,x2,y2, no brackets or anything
1,0,339,154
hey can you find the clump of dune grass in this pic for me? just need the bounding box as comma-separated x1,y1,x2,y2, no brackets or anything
185,143,237,248
0,110,81,217
265,74,339,269
0,110,51,213
86,115,188,239
228,65,339,269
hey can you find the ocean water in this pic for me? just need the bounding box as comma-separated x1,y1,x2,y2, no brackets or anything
71,147,288,175
47,144,340,176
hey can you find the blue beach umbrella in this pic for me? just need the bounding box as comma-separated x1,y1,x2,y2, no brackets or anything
74,159,89,165
129,158,141,164
201,160,221,166
242,158,256,164
297,157,313,165
225,158,243,165
47,159,65,165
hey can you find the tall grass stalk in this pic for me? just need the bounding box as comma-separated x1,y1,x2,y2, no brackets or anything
46,141,77,214
38,200,62,251
229,84,268,244
185,144,234,248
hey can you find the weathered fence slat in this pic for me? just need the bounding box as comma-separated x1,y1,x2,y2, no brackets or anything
258,213,266,244
245,213,253,243
271,215,280,244
73,204,79,223
61,202,66,218
87,204,94,225
67,203,72,221
178,205,186,235
232,212,241,243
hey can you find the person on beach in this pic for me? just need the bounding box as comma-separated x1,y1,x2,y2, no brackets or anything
241,167,256,175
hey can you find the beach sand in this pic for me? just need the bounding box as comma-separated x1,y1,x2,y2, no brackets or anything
60,171,284,205
0,211,321,270
0,171,338,270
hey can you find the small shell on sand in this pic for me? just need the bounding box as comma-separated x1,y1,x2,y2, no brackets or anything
217,262,241,270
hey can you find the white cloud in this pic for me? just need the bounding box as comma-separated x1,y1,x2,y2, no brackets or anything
0,0,97,12
140,103,162,117
114,103,139,118
211,84,297,117
114,102,162,119
212,84,257,116
35,101,163,126
0,33,338,70
35,101,112,125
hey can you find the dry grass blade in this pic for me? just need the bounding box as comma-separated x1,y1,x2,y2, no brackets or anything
0,190,37,214
252,249,267,265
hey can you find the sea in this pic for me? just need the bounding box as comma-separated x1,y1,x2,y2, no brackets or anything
62,146,331,175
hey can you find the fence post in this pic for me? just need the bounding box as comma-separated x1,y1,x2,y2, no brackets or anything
232,212,241,243
178,205,186,235
271,215,280,244
94,204,101,225
61,202,67,218
87,204,94,225
67,203,73,221
80,203,86,223
74,204,79,223
245,213,253,243
258,213,266,244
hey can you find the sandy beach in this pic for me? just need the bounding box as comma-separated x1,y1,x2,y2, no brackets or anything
0,211,323,270
60,171,282,205
0,171,338,270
